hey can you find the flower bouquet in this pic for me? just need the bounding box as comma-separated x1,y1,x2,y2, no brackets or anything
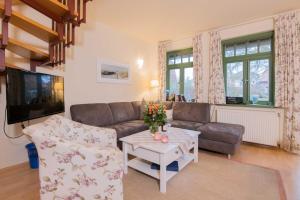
143,103,167,135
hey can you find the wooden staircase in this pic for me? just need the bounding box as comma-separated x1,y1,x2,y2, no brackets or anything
0,0,92,72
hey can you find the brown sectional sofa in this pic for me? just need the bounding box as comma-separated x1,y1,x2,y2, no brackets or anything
70,102,147,148
70,101,245,158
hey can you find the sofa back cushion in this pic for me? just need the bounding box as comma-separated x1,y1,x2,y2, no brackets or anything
109,102,137,123
131,101,142,119
173,102,210,123
70,103,114,126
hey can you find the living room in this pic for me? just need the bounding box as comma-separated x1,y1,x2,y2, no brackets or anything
0,0,299,200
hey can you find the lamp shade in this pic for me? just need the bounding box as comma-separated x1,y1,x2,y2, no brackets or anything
150,80,159,88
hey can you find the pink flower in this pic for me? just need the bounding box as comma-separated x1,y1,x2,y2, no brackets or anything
107,170,123,180
40,140,56,149
91,157,109,170
76,174,97,187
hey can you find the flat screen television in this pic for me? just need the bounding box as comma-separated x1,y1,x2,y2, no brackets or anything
6,68,65,124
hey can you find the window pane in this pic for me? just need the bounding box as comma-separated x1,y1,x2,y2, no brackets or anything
169,69,180,95
182,55,189,63
175,56,181,64
247,41,258,54
259,39,271,53
225,45,234,57
168,57,175,65
226,62,243,97
235,43,246,56
249,59,270,103
189,55,193,62
184,68,194,101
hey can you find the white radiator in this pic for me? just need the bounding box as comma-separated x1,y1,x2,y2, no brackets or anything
214,106,284,147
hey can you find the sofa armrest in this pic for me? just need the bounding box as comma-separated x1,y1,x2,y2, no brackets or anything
32,134,124,200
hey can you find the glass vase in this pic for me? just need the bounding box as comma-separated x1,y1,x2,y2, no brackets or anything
149,124,159,135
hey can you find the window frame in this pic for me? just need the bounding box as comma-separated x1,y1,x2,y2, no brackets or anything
222,31,275,107
166,48,193,98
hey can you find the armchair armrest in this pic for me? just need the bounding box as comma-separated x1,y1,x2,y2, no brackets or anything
23,115,118,148
68,123,118,147
32,134,124,200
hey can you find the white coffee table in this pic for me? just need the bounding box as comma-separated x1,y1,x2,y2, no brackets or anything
120,127,200,193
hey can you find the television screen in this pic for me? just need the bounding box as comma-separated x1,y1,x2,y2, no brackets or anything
6,68,65,124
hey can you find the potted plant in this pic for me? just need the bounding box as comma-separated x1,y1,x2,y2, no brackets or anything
143,103,167,135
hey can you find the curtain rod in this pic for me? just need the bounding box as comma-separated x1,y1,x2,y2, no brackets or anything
167,9,300,43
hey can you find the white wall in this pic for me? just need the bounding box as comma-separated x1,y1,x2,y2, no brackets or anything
0,6,157,169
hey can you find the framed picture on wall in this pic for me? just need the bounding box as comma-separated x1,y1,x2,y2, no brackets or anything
97,59,131,83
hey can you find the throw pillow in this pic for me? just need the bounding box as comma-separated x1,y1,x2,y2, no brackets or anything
166,109,173,121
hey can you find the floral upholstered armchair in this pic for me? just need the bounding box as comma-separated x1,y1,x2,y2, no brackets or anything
23,115,124,200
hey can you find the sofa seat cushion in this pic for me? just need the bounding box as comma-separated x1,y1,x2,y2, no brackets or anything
198,122,244,144
171,120,204,131
106,120,148,139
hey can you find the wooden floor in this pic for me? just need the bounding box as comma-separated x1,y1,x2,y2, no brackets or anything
0,144,299,200
233,144,300,200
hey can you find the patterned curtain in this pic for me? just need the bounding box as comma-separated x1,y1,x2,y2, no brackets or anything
193,33,205,102
274,11,300,154
208,31,226,104
158,41,169,101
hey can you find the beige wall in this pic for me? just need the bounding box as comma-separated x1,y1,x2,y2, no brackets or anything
64,22,157,115
0,6,157,169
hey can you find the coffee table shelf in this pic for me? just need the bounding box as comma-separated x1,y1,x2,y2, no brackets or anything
120,127,200,193
128,154,194,182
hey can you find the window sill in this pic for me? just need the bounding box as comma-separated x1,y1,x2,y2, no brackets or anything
217,104,275,109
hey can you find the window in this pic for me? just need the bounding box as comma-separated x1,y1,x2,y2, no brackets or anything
222,32,274,106
166,48,194,101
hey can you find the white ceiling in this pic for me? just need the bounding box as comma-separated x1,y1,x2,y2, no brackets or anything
90,0,300,42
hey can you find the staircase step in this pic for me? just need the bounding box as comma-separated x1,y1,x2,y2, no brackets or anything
0,4,59,42
0,62,21,73
0,35,49,61
5,62,22,70
19,0,78,23
0,0,21,4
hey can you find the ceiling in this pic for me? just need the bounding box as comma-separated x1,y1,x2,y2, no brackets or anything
2,1,299,42
92,0,297,42
89,0,300,43
4,0,299,42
